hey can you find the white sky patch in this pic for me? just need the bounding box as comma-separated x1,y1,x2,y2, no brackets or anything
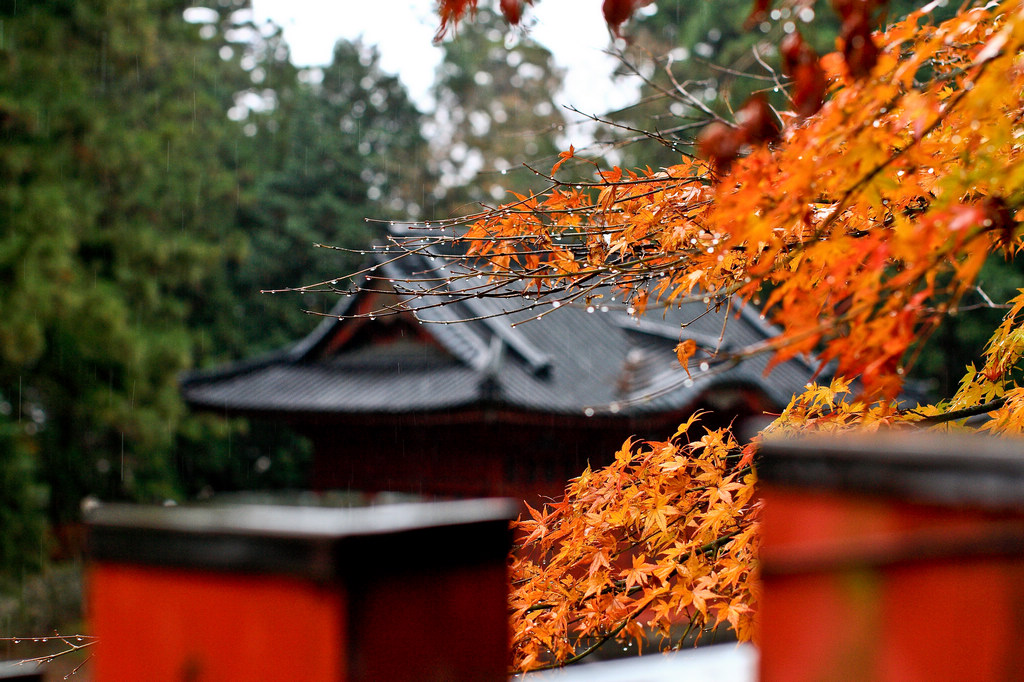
249,0,641,123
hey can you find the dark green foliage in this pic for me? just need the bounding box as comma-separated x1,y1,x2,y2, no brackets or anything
431,7,567,210
174,415,312,497
0,0,438,589
0,0,236,534
0,416,46,587
227,41,433,354
910,259,1024,400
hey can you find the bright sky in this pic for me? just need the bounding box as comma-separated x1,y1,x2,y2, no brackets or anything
249,0,639,118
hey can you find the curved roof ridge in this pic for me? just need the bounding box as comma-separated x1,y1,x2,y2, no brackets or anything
380,252,554,378
732,297,819,373
611,314,724,350
285,294,358,361
179,347,292,389
458,295,553,378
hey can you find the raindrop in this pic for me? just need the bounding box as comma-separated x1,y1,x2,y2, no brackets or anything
609,402,621,413
684,378,695,388
699,362,710,372
584,407,595,417
551,301,561,308
586,305,596,313
627,307,636,315
600,305,609,312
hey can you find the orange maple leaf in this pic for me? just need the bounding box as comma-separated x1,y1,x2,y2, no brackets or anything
675,339,698,377
550,145,575,175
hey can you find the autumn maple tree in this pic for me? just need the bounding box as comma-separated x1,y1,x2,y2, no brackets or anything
330,0,1024,671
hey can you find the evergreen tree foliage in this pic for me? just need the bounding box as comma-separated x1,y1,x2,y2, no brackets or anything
0,414,46,586
0,0,287,567
228,40,433,354
430,7,568,209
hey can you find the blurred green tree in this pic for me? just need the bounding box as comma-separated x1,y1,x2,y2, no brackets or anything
228,40,434,354
0,0,258,554
430,6,568,210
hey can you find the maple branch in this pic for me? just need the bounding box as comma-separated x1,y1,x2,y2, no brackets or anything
913,397,1008,424
817,55,994,236
674,615,702,650
1,634,97,676
750,44,791,108
519,525,745,616
565,80,702,154
698,57,778,83
523,614,634,673
610,41,726,125
611,468,751,561
516,524,745,670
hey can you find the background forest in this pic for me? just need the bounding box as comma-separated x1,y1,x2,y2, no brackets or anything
0,0,575,633
0,0,1014,639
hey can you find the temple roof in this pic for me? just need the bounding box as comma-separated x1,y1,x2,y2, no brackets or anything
181,252,819,420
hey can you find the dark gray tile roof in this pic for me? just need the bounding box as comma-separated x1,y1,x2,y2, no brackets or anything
181,252,820,418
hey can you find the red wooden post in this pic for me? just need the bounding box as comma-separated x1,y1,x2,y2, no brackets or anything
758,431,1024,682
87,499,517,681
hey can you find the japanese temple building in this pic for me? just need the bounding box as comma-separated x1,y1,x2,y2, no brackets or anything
181,252,819,502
